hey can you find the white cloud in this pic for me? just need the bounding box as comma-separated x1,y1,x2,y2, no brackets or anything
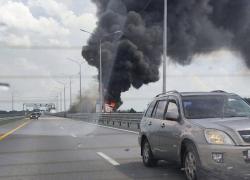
0,34,31,46
219,68,227,74
49,39,60,45
190,74,210,91
28,0,96,30
28,0,68,17
48,38,70,46
14,58,38,70
0,1,70,36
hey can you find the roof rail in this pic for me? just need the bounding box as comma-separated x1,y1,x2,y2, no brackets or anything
155,90,179,97
211,90,227,93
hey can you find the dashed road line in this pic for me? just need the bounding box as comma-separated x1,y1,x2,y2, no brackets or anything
71,134,76,137
61,127,64,130
97,152,120,166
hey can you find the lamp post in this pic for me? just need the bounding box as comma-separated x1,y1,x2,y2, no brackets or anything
50,95,57,110
80,29,121,113
61,73,77,107
63,60,93,111
66,59,85,112
57,82,68,112
52,91,59,112
163,0,167,93
12,91,17,111
54,87,62,112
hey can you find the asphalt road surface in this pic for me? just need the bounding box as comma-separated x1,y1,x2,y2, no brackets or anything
0,115,185,180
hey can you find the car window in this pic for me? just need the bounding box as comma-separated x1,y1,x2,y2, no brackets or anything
164,98,179,120
182,95,250,119
145,100,156,117
154,100,167,119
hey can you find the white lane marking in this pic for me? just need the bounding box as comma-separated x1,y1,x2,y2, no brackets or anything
61,127,64,129
71,134,76,137
97,152,120,166
78,121,139,134
56,124,58,125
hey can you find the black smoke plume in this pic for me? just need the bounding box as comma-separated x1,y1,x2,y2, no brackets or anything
82,0,250,109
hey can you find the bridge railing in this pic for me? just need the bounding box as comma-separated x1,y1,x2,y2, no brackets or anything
48,112,144,129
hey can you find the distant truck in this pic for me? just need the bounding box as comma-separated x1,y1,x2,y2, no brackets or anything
104,104,114,113
96,103,114,113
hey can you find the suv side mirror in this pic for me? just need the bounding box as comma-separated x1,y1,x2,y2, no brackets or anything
165,111,180,121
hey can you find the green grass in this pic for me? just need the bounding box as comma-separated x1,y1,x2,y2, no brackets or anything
0,117,27,126
0,115,22,118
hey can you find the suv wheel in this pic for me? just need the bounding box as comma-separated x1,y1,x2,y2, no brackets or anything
142,139,158,167
184,144,202,180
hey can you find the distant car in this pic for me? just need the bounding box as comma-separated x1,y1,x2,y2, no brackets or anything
30,113,39,120
139,90,250,180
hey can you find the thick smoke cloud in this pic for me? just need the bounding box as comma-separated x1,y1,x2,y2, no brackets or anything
82,0,250,109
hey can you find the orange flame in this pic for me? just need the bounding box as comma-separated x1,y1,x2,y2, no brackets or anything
110,102,116,107
104,89,107,92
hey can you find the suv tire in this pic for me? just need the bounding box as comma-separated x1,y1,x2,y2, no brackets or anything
142,139,158,167
183,144,203,180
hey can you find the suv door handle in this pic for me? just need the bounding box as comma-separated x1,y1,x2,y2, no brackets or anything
161,123,165,128
148,121,152,126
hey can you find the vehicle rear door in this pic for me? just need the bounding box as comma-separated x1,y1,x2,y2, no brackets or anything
150,99,168,157
143,99,166,157
159,96,181,162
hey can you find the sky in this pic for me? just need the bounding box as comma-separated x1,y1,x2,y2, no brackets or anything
0,0,250,112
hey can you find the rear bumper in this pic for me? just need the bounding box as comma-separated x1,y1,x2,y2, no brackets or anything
197,144,250,177
30,117,38,119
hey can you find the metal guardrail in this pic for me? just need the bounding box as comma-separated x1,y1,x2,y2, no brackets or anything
0,116,26,122
49,113,144,129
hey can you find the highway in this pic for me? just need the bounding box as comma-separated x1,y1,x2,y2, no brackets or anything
0,115,185,180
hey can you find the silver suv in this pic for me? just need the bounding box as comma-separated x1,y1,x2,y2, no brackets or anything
139,90,250,180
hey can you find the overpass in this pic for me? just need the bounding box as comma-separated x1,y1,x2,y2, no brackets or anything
23,103,55,111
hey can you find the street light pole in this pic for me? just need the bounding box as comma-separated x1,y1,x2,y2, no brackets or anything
61,73,78,107
66,59,86,112
57,82,68,112
50,96,56,109
52,91,59,112
163,0,167,93
55,87,62,112
12,91,17,111
80,29,121,113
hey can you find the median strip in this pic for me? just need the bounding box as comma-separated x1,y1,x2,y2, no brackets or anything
0,119,32,140
97,152,120,166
